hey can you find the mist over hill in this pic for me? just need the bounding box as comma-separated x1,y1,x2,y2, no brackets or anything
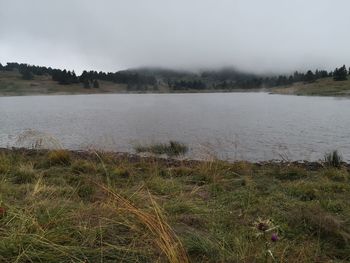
0,61,348,93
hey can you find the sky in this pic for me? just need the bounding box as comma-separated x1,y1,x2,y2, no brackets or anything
1,0,350,74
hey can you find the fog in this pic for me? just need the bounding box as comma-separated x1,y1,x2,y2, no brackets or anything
1,0,349,74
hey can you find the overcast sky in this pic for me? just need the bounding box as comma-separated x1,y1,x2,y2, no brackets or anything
0,0,349,74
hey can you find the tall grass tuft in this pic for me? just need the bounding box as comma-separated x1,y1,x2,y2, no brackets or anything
135,141,188,157
0,153,11,174
98,184,189,263
12,162,36,184
324,150,343,168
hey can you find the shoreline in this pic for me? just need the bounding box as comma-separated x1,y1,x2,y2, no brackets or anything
0,88,268,98
2,147,348,169
1,88,350,98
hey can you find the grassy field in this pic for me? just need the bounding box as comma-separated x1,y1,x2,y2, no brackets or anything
0,148,349,262
272,77,350,96
0,71,128,96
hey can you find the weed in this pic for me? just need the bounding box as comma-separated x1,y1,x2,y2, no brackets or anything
324,150,343,168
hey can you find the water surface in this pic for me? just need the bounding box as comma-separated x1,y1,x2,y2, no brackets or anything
0,92,349,161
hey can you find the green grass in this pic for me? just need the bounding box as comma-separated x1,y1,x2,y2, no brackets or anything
272,77,350,96
0,148,349,262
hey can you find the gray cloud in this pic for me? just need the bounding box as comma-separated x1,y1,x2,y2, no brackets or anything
1,0,350,74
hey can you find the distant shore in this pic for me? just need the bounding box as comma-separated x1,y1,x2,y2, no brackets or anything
270,77,350,97
0,70,265,97
3,69,350,97
0,87,268,97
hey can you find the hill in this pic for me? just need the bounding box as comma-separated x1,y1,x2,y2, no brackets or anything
1,62,350,96
0,70,128,96
272,77,350,96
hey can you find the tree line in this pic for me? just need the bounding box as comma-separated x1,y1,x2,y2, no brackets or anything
0,62,157,89
0,62,349,91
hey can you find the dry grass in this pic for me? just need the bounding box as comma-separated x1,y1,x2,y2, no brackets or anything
0,149,349,262
99,184,189,263
272,77,350,96
47,150,71,166
0,70,127,96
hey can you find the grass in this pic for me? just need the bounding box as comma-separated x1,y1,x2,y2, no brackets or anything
135,141,189,157
47,150,71,166
272,77,350,96
0,148,349,262
0,70,127,96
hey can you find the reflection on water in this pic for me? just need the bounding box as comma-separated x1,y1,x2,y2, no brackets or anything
0,92,349,161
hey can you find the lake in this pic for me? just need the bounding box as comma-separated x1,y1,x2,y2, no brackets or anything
0,92,349,161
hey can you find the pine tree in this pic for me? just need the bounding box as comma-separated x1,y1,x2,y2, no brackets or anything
333,65,347,81
305,70,316,83
21,69,34,80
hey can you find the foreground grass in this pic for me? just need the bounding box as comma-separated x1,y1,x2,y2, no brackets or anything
272,77,350,96
0,149,349,262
